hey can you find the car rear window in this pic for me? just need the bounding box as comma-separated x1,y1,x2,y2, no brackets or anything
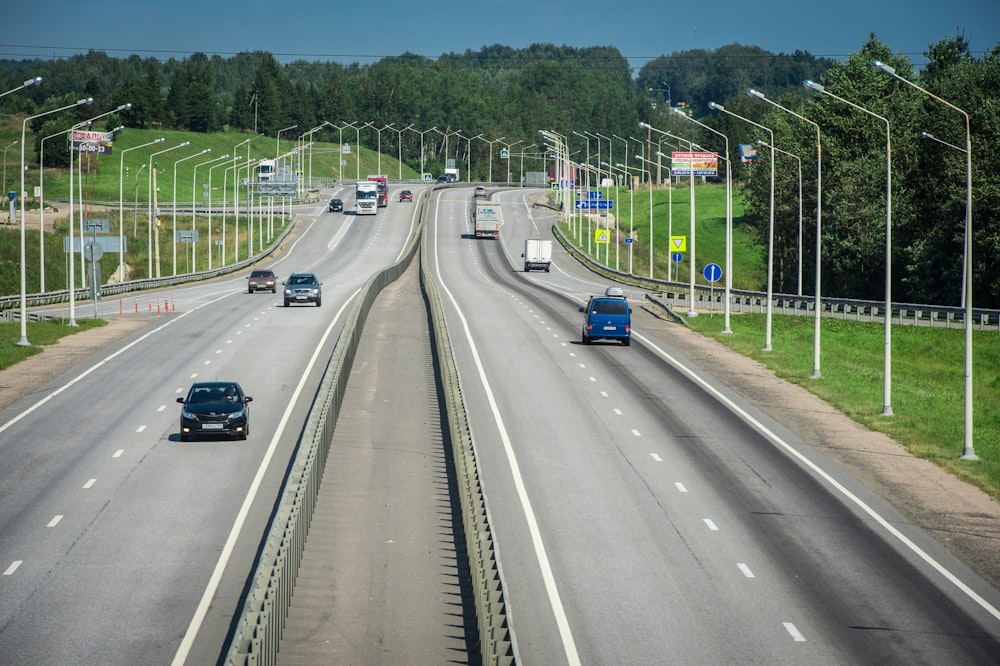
593,300,628,315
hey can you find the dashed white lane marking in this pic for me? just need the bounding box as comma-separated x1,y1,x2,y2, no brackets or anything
783,622,806,642
675,482,687,492
136,425,146,433
631,429,641,437
738,563,755,578
703,519,720,531
613,408,623,416
650,453,663,462
589,376,596,382
112,450,123,458
83,479,97,488
47,515,63,527
157,405,166,412
202,360,211,366
4,561,22,575
599,391,608,398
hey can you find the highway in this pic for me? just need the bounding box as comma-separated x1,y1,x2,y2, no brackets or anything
0,182,999,664
425,186,1000,664
0,185,419,664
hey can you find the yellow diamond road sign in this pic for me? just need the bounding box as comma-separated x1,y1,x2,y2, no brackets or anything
594,229,610,244
670,236,687,252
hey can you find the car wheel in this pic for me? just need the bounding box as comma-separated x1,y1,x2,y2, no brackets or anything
622,337,631,347
315,299,322,307
284,300,291,307
248,287,254,294
582,331,590,345
524,264,529,272
180,433,190,442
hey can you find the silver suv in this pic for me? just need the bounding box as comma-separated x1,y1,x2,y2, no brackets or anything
283,273,322,307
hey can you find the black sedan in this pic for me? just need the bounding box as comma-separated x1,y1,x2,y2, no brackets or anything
177,381,252,441
328,197,343,212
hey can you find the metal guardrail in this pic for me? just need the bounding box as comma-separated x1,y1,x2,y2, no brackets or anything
224,187,513,665
420,219,516,664
551,223,1000,331
0,219,296,318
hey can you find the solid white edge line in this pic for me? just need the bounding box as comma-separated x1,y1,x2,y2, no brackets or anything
632,329,1000,623
171,289,360,665
432,192,580,665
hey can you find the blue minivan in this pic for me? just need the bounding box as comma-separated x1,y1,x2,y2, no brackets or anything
582,295,631,346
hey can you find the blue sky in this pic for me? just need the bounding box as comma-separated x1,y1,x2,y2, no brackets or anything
2,0,997,72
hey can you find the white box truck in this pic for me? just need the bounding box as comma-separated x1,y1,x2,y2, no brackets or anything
473,202,503,239
356,181,378,215
522,239,552,272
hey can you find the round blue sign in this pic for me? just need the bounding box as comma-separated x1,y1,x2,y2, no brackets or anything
703,262,722,282
671,252,683,263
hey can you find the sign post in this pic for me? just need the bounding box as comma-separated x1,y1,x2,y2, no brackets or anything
703,262,722,316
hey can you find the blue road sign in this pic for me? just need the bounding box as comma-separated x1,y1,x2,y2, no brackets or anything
574,200,615,210
586,190,603,199
671,252,683,263
624,237,633,244
703,262,723,282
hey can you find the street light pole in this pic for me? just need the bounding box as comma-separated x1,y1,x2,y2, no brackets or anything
1,76,42,99
744,90,823,379
148,142,188,278
671,107,734,334
702,103,775,341
172,148,209,275
804,80,893,416
873,60,976,459
19,96,93,343
757,139,803,296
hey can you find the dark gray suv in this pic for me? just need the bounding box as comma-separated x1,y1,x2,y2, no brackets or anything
283,273,322,307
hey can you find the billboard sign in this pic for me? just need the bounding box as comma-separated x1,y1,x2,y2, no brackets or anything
671,151,718,177
70,130,115,155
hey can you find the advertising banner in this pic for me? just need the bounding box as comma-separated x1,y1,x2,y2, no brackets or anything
671,151,718,177
70,130,115,155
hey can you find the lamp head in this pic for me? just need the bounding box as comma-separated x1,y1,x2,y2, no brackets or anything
747,89,765,100
708,101,724,112
639,121,651,129
116,103,132,112
871,60,895,76
919,131,934,140
804,80,824,93
77,97,95,107
670,107,685,117
25,76,42,87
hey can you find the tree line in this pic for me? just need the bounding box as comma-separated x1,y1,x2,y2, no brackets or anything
1,36,997,308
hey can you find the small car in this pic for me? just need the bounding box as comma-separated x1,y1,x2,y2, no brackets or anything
474,185,487,198
283,272,322,307
247,269,276,293
604,286,625,298
436,175,449,184
328,198,344,212
399,190,413,202
582,296,632,346
177,381,252,441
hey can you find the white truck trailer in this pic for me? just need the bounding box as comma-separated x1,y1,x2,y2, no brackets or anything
356,181,378,215
522,239,552,272
473,202,503,239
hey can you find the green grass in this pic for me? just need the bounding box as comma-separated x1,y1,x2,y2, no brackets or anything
0,126,421,294
556,182,766,290
0,318,107,368
684,312,1000,500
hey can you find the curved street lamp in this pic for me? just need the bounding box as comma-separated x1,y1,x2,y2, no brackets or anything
19,96,93,343
120,137,164,281
148,142,189,278
172,148,210,275
873,59,976,459
743,89,823,380
803,79,893,416
757,139,803,296
704,102,775,341
1,76,42,99
672,107,734,334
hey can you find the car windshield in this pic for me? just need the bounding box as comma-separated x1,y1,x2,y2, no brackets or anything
251,271,272,278
289,275,316,285
592,300,628,315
